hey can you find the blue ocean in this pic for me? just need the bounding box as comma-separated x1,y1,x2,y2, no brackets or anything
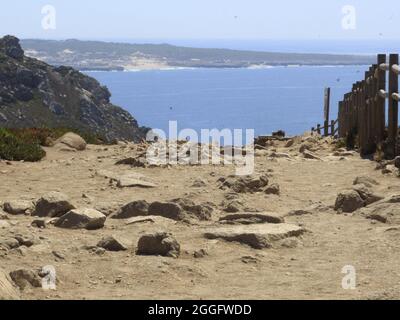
87,65,368,137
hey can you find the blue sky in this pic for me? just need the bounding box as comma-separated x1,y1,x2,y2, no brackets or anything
1,0,399,40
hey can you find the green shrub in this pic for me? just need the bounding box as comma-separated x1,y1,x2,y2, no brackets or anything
8,127,105,145
0,128,46,162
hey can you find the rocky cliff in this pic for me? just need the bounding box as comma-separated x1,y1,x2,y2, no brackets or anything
0,35,148,142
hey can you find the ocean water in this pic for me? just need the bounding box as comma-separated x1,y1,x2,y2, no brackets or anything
87,65,368,138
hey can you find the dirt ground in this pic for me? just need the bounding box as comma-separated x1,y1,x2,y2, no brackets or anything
1,135,400,300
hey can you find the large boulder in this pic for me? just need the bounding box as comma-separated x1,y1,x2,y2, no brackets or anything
334,190,365,213
112,200,149,219
54,132,87,151
55,208,106,230
33,192,75,217
0,269,19,300
136,232,180,258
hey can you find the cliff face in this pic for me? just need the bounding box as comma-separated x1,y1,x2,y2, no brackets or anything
0,35,148,142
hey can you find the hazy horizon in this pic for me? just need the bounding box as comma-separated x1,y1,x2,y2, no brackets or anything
1,0,399,41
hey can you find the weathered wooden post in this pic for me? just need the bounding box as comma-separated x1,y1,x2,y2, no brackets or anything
377,54,387,144
338,101,344,138
330,120,335,136
316,124,321,135
323,87,331,136
388,54,399,158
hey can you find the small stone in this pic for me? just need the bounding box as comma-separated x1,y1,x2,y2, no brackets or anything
9,269,42,290
33,192,75,218
136,232,180,258
191,179,207,188
353,176,379,188
31,219,46,229
264,183,280,195
0,268,19,299
219,212,284,225
334,190,364,213
3,200,33,215
204,224,305,249
287,209,313,216
55,208,106,230
97,236,128,252
193,249,208,259
148,202,186,221
112,200,149,219
302,150,321,160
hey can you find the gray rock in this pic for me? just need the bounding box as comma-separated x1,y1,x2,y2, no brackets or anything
287,209,314,216
112,200,149,219
0,269,19,300
3,200,33,215
9,269,41,290
97,236,128,252
334,190,365,213
172,198,213,221
219,212,284,225
14,234,38,247
394,156,400,169
223,200,244,213
33,192,75,218
204,224,306,249
218,174,269,193
0,35,24,59
191,179,207,188
264,183,280,195
0,238,20,250
359,197,400,224
31,219,46,229
116,173,157,188
55,208,106,230
148,202,186,221
136,232,180,258
302,150,322,160
353,176,379,188
54,132,87,151
352,184,383,206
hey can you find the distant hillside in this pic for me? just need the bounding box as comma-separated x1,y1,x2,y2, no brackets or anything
0,35,148,142
21,39,375,71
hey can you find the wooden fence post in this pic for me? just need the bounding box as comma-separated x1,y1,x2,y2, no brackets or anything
388,54,399,158
323,87,331,136
377,54,387,144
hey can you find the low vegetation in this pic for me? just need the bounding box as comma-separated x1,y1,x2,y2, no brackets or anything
0,127,105,162
0,128,46,162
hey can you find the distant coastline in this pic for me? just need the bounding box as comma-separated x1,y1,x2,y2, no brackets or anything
21,39,375,72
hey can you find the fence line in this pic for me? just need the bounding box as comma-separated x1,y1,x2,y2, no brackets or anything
312,54,399,159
